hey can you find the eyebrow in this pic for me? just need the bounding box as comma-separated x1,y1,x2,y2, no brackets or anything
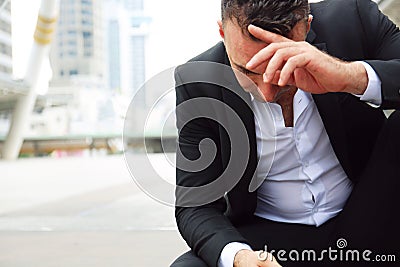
233,63,262,75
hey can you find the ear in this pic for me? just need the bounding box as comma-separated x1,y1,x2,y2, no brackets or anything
217,20,225,39
306,15,313,33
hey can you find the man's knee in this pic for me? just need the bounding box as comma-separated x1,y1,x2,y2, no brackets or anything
387,110,400,131
170,251,209,267
375,111,400,160
385,111,400,146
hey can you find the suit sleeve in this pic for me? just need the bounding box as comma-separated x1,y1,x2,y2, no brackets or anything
174,66,249,267
357,0,400,109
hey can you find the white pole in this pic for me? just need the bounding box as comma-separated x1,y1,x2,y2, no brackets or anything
2,0,59,160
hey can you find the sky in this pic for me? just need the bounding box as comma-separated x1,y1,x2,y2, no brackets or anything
11,0,42,78
144,0,221,76
11,0,222,80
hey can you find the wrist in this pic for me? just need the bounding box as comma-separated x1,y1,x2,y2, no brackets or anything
344,61,368,95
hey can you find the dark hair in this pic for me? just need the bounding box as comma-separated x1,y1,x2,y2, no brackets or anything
221,0,310,38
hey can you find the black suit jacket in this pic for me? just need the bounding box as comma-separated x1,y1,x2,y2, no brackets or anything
174,0,400,266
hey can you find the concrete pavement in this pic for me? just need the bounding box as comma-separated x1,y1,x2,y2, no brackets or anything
0,155,189,267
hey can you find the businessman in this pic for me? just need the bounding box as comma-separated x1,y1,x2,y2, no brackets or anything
172,0,400,266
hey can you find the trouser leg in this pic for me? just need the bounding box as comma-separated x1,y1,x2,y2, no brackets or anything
330,111,400,263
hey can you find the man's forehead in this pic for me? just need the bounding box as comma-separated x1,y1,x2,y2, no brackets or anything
225,20,268,46
226,24,274,53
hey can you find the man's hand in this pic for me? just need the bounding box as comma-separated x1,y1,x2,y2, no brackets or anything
234,249,282,267
246,25,368,95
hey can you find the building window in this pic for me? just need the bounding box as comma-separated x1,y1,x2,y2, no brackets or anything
83,31,92,39
82,19,93,26
68,40,77,46
81,0,91,5
0,20,11,34
84,50,92,57
0,43,12,56
81,9,92,15
69,70,78,75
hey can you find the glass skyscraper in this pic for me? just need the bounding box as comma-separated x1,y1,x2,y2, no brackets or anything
50,0,105,83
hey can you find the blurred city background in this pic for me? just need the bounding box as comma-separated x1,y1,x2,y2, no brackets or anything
0,0,398,266
0,0,222,158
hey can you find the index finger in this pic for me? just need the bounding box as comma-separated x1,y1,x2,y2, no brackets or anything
248,24,292,44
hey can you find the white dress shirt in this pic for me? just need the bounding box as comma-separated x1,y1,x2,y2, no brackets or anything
253,89,353,226
218,62,382,267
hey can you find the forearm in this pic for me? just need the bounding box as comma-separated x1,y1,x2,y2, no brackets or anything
176,205,249,267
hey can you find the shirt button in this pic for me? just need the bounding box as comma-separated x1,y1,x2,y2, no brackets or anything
304,161,309,168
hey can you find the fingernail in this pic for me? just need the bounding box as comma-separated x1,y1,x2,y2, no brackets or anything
263,73,268,83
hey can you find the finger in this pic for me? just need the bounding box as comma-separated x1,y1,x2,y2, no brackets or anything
266,70,282,85
256,252,279,267
248,24,291,44
263,47,306,83
278,54,310,86
247,42,301,70
266,71,296,87
262,52,284,83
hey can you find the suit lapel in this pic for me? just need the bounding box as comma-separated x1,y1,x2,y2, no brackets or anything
307,28,352,178
219,48,258,195
306,28,327,52
312,94,352,178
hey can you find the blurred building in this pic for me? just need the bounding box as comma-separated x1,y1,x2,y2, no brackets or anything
124,0,143,10
106,0,151,96
0,0,13,136
50,0,105,84
0,0,12,77
42,0,119,137
126,0,150,97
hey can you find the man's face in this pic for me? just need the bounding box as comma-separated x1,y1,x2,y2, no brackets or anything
219,18,310,102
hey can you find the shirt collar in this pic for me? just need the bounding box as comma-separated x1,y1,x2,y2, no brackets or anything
249,89,313,126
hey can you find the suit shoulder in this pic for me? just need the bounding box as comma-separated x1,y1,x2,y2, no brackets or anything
175,42,228,100
175,42,227,79
309,0,366,42
187,42,226,64
311,0,366,16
